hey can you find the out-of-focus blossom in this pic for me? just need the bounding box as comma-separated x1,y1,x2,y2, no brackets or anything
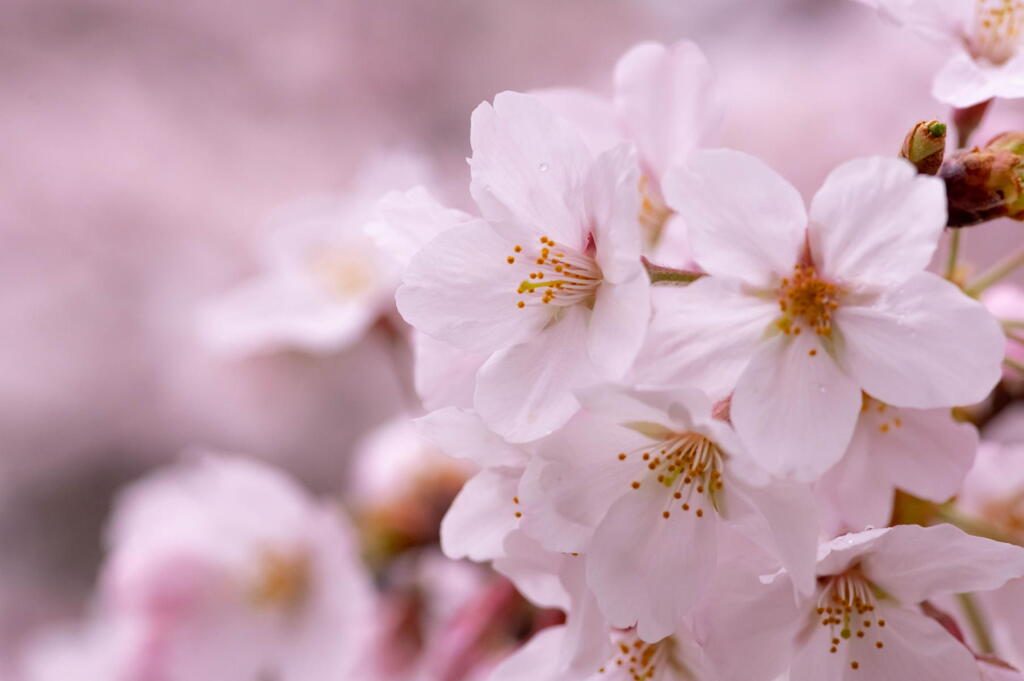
959,442,1024,669
198,155,427,356
534,40,720,267
740,524,1024,681
851,0,1024,106
982,283,1024,374
397,92,651,442
644,153,1002,480
817,397,977,533
517,385,817,641
92,452,374,681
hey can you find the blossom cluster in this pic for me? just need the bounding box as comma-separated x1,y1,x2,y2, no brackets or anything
14,2,1024,680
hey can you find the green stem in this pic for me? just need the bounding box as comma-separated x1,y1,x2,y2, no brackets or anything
957,593,996,655
966,245,1024,296
643,257,703,286
944,229,962,281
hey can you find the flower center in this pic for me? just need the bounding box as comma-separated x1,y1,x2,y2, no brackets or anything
308,248,375,298
776,264,840,338
598,632,670,680
971,0,1024,64
250,549,311,612
620,431,725,520
639,175,674,248
815,569,887,672
506,235,602,309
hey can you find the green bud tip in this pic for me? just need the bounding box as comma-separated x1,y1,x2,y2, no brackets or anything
928,122,947,138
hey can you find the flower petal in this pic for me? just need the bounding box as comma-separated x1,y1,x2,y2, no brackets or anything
528,87,621,153
837,272,1004,409
412,332,484,410
475,305,599,442
732,331,862,481
487,626,569,681
586,478,717,641
636,278,776,399
367,186,474,268
415,407,527,468
933,51,1024,108
613,40,720,181
396,221,549,353
587,271,650,379
863,524,1024,604
662,148,805,287
587,144,642,284
494,531,570,610
816,425,899,534
439,467,521,562
808,157,946,288
469,92,592,248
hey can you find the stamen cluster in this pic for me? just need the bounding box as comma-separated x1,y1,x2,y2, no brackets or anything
777,264,840,337
508,236,602,308
623,432,725,520
815,570,886,671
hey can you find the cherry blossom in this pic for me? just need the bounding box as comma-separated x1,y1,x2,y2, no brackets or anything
198,155,427,355
743,524,1024,681
643,152,1003,480
817,396,978,533
397,92,651,442
517,385,818,641
96,452,375,681
534,40,720,266
851,0,1024,106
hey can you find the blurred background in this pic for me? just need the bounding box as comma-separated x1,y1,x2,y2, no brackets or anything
2,0,1023,676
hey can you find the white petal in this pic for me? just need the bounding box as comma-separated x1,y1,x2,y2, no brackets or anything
816,426,899,534
412,332,484,411
636,278,776,399
852,0,972,44
367,186,474,268
487,626,570,681
613,40,720,181
863,524,1024,604
414,407,527,468
474,305,599,442
587,144,642,284
662,149,805,287
528,87,622,153
732,331,862,481
837,272,1004,408
493,531,570,610
586,479,717,641
439,467,521,562
933,51,1024,108
396,221,549,353
808,157,946,288
469,92,592,248
587,271,650,379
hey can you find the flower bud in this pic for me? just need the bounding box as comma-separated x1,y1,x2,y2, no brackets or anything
939,138,1024,227
900,120,946,175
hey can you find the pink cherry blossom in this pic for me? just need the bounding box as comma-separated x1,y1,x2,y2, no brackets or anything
643,152,1003,480
737,524,1024,681
534,40,720,268
96,452,375,681
817,396,978,534
851,0,1024,107
397,92,651,442
197,154,426,355
517,385,818,641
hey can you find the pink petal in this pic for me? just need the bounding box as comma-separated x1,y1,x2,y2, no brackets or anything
586,144,643,284
808,157,946,288
662,148,805,287
439,467,522,562
732,331,862,481
415,407,527,468
587,271,650,379
933,51,1024,108
613,40,720,182
837,272,1003,409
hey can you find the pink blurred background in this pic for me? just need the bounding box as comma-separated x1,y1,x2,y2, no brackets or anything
2,0,1022,673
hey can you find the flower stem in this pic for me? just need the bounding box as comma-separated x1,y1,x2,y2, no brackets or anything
642,257,703,286
1005,356,1024,374
933,506,1021,546
944,229,962,281
966,246,1024,296
957,593,996,655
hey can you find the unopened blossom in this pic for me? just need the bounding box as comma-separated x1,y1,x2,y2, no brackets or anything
98,452,375,681
817,396,978,533
743,524,1024,681
398,92,650,442
534,40,720,266
644,152,1003,479
851,0,1024,106
198,155,427,355
518,386,817,641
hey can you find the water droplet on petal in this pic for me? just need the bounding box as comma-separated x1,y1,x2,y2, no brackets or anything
538,162,549,172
